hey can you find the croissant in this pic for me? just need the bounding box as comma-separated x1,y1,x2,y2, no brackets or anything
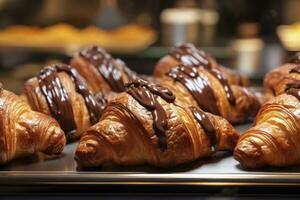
264,54,300,100
75,79,239,168
234,92,300,169
158,64,262,124
0,88,66,165
234,61,300,169
153,43,251,87
21,64,108,140
70,45,137,93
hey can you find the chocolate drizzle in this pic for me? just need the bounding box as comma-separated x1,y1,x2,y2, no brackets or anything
38,64,106,136
170,43,210,68
55,64,105,124
209,68,236,105
286,65,300,100
290,65,300,74
190,106,217,151
79,46,128,92
126,79,175,151
288,53,300,64
167,65,220,115
38,66,76,136
169,44,236,106
285,82,300,101
94,92,108,114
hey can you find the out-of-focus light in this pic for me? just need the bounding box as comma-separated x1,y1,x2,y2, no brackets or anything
277,22,300,51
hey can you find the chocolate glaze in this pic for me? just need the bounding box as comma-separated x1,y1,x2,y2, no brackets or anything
169,44,236,105
287,66,300,100
209,68,236,105
288,53,300,64
54,64,105,124
190,106,217,151
126,79,175,151
285,82,300,101
38,66,76,136
170,43,210,68
38,64,106,136
79,46,130,92
94,92,108,114
167,65,220,115
290,65,300,74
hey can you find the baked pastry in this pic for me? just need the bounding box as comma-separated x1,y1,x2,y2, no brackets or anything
153,43,251,87
75,78,239,168
264,54,300,100
234,62,300,169
70,45,137,93
158,64,262,124
0,88,66,165
234,92,300,169
21,64,108,140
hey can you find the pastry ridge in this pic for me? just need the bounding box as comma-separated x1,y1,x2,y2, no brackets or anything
0,89,66,164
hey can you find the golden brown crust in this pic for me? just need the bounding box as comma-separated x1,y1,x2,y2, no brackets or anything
0,89,66,165
235,62,300,169
75,92,239,168
234,94,300,169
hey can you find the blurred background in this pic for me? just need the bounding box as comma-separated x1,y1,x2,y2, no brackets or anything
0,0,300,92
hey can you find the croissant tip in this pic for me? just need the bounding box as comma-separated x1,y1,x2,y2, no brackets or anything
44,127,66,155
77,141,97,155
234,141,264,169
75,139,100,167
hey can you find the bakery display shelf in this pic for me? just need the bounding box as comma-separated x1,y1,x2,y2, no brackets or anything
1,123,300,193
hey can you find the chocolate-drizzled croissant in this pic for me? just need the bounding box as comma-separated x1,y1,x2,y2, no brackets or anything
75,79,239,168
154,43,251,87
264,53,300,100
0,88,66,165
159,64,261,124
70,45,137,93
21,64,108,140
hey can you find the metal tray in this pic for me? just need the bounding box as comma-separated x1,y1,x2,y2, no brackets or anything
1,123,300,194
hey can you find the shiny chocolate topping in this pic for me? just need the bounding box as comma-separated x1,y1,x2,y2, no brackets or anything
209,68,236,105
169,44,236,105
190,106,217,151
170,43,210,68
288,53,300,64
287,66,300,100
290,65,300,74
94,92,108,114
38,66,76,136
38,64,106,136
79,46,126,92
285,82,300,101
167,65,220,115
126,79,175,151
54,64,105,124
